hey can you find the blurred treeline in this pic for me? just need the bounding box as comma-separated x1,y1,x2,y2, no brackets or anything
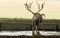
0,18,60,24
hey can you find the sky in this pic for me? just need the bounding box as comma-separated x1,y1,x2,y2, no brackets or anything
0,0,60,19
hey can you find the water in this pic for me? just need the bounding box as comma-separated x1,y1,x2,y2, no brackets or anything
0,31,60,36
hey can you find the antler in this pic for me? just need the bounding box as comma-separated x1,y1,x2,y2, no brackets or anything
36,2,45,13
28,2,33,9
24,2,34,14
36,1,40,12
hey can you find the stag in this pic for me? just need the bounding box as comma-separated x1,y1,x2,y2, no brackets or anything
24,1,45,36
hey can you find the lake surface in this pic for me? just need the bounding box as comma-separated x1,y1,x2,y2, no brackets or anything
0,31,60,36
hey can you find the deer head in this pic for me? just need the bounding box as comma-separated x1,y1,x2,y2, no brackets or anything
24,1,45,14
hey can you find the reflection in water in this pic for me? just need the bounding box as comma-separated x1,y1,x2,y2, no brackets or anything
0,31,60,36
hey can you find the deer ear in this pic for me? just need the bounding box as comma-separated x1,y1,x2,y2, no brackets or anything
42,14,45,17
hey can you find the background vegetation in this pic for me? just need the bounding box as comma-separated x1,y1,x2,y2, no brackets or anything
0,18,60,31
0,18,60,24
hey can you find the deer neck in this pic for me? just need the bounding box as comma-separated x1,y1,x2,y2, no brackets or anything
32,13,41,20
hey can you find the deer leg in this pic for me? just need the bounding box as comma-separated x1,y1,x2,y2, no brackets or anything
37,24,40,36
37,25,39,32
32,23,35,36
36,25,38,35
32,25,34,36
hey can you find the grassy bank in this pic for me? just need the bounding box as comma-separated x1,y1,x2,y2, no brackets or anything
0,18,60,23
